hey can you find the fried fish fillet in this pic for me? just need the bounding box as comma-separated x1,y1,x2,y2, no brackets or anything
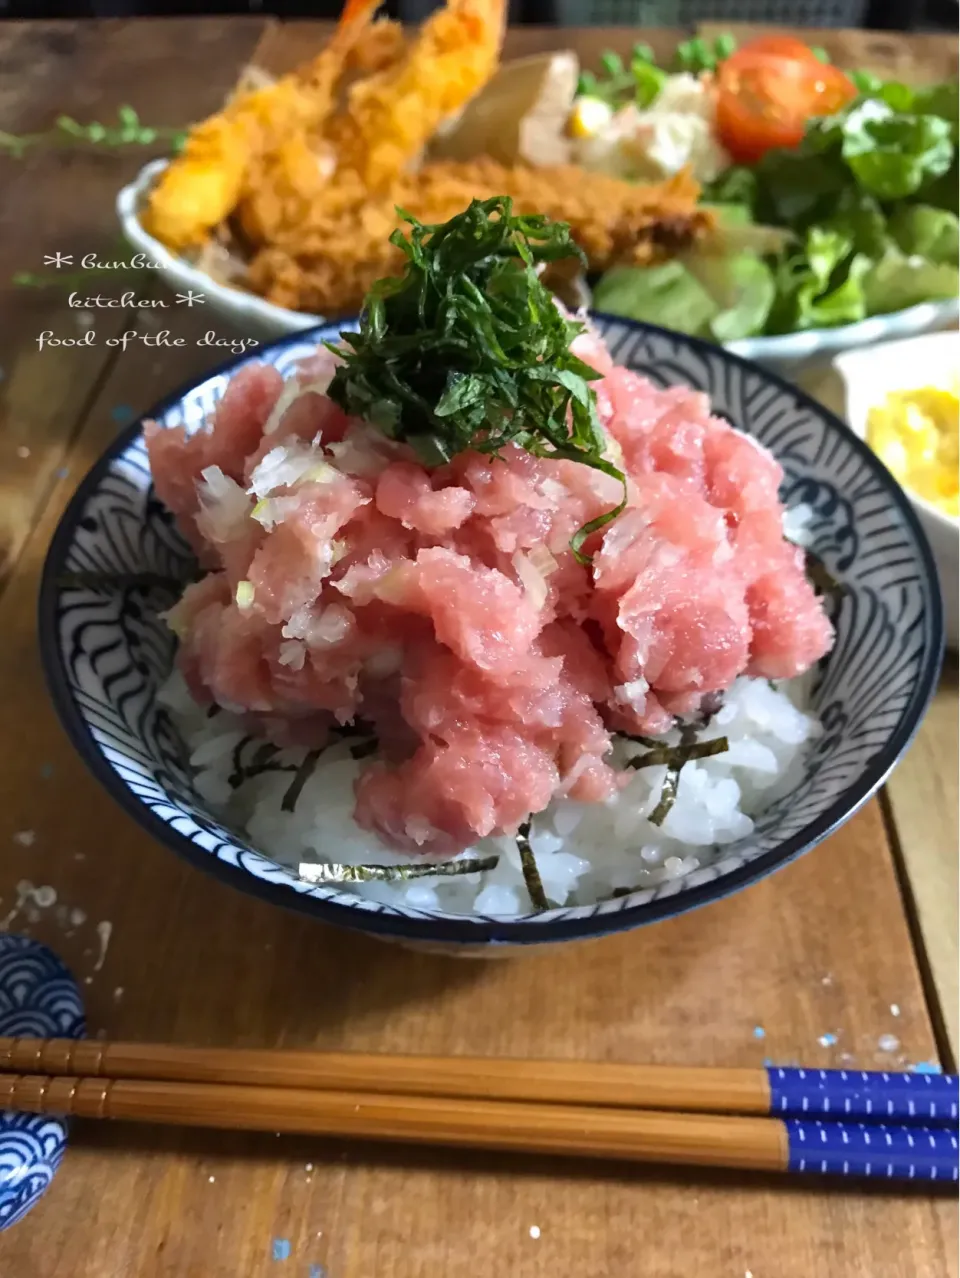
245,161,714,317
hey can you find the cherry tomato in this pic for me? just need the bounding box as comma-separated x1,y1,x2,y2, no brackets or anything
722,36,825,66
715,51,856,165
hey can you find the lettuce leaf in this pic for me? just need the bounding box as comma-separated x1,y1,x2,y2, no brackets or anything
863,244,959,314
837,100,955,200
889,203,959,263
592,263,718,335
593,252,776,342
822,189,889,257
767,228,870,333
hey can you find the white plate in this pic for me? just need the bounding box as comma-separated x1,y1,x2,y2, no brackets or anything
119,158,960,360
834,330,959,650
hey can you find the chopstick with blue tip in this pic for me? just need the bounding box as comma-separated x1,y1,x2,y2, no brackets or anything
0,1070,955,1183
0,1038,955,1127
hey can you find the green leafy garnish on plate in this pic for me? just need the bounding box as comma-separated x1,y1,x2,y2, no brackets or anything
0,104,186,158
576,36,738,110
327,197,627,562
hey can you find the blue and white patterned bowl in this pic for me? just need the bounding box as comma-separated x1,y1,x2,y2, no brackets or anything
0,936,85,1230
38,318,944,951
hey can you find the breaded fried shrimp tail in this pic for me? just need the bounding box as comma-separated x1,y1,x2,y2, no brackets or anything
330,0,508,189
142,0,384,250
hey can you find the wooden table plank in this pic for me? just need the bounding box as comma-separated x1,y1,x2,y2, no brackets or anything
798,361,959,1066
250,21,687,77
697,22,959,83
884,659,959,1064
0,22,955,1278
0,17,269,596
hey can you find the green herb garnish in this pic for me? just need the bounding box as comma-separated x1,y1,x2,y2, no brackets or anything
0,105,186,159
577,36,738,108
326,197,626,562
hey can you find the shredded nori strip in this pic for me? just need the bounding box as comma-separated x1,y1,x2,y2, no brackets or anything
516,819,550,911
646,724,715,828
804,549,843,600
699,691,724,725
281,747,323,813
625,736,729,771
647,772,680,828
227,740,295,790
298,855,499,884
349,738,379,760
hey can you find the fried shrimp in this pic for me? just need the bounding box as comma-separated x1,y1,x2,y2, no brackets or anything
329,0,507,189
142,0,713,321
142,0,382,249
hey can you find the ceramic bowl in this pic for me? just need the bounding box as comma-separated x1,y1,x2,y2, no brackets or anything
39,317,944,952
834,330,959,651
118,159,960,365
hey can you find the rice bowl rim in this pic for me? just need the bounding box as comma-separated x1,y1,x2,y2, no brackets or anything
38,317,945,946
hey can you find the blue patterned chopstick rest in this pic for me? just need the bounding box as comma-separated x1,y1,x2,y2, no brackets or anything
766,1066,959,1124
785,1120,959,1181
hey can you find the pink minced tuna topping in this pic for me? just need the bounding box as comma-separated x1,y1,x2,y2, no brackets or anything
147,332,832,854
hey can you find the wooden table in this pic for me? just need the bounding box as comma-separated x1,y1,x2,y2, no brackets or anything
0,19,956,1278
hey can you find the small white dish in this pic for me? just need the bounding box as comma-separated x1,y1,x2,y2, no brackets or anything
117,159,321,339
119,158,960,363
835,330,959,650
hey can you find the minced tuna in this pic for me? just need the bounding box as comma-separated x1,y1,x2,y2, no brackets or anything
147,325,832,855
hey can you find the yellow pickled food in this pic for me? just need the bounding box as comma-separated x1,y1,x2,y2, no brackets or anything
866,380,959,519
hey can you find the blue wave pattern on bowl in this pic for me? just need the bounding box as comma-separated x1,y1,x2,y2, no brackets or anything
40,318,943,945
0,936,85,1230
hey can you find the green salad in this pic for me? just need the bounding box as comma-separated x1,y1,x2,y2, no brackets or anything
584,43,959,342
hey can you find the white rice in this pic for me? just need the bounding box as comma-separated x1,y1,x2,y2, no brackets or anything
159,666,821,917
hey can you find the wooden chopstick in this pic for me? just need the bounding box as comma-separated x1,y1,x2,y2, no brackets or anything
1,1037,956,1126
0,1071,956,1182
0,1071,788,1172
0,1036,767,1112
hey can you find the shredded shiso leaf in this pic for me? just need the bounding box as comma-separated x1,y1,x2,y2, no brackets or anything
326,196,627,562
516,819,550,910
298,856,499,884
